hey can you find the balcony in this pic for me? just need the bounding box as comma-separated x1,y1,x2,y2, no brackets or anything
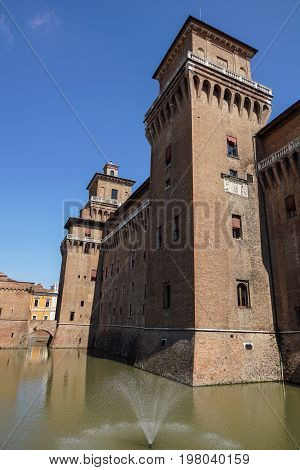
145,50,272,119
257,136,300,171
187,52,272,96
65,234,102,244
90,196,122,207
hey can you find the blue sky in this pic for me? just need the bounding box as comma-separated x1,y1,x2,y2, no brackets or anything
0,0,299,287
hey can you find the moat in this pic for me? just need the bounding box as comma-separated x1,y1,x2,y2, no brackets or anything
0,347,299,450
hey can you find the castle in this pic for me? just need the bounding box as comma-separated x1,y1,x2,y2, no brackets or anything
2,17,299,386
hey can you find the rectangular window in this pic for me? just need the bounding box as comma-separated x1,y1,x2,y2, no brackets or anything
142,304,145,315
165,144,172,167
111,189,118,200
227,136,238,158
91,269,97,281
229,169,238,178
0,308,2,316
129,304,133,316
70,311,75,321
45,299,50,308
32,315,37,320
44,315,48,321
173,215,180,241
286,195,297,218
237,281,250,308
296,307,300,327
247,174,254,183
157,226,162,249
34,299,39,307
131,254,135,269
217,56,228,69
232,215,242,239
80,300,84,307
85,228,91,237
163,282,171,309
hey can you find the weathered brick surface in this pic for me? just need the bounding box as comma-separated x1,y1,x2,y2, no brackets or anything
256,102,300,382
53,18,297,387
0,274,33,348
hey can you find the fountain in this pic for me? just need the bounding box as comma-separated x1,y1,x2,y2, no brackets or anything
110,370,185,448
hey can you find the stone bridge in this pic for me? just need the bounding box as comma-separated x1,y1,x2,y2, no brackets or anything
28,320,57,345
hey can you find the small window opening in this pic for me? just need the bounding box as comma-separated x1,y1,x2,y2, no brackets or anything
70,311,75,321
244,342,253,350
80,300,84,307
237,281,250,308
227,136,238,158
232,215,242,239
165,144,172,167
163,282,171,309
285,195,297,219
173,214,180,241
157,226,162,249
229,169,238,178
111,189,118,200
161,338,167,347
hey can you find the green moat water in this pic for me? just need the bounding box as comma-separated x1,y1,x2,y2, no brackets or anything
0,347,299,450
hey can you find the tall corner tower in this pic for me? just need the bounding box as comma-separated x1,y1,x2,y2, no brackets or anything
52,163,135,349
143,16,282,385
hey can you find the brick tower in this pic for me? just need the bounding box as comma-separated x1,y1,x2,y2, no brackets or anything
141,16,282,384
52,163,135,348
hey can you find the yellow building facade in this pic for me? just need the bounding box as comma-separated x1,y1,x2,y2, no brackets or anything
30,284,58,321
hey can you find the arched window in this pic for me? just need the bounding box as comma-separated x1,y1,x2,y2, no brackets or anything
197,47,205,58
285,195,297,218
110,170,114,176
237,281,250,308
240,67,247,77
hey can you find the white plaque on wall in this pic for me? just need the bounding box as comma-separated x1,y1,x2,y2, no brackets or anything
224,177,248,198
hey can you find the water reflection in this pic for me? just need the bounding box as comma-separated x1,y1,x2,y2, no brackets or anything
0,348,299,450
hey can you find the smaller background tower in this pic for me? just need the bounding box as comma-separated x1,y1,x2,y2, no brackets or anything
52,164,135,348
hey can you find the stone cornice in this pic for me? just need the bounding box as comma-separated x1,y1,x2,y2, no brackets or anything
257,136,300,171
86,173,135,191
